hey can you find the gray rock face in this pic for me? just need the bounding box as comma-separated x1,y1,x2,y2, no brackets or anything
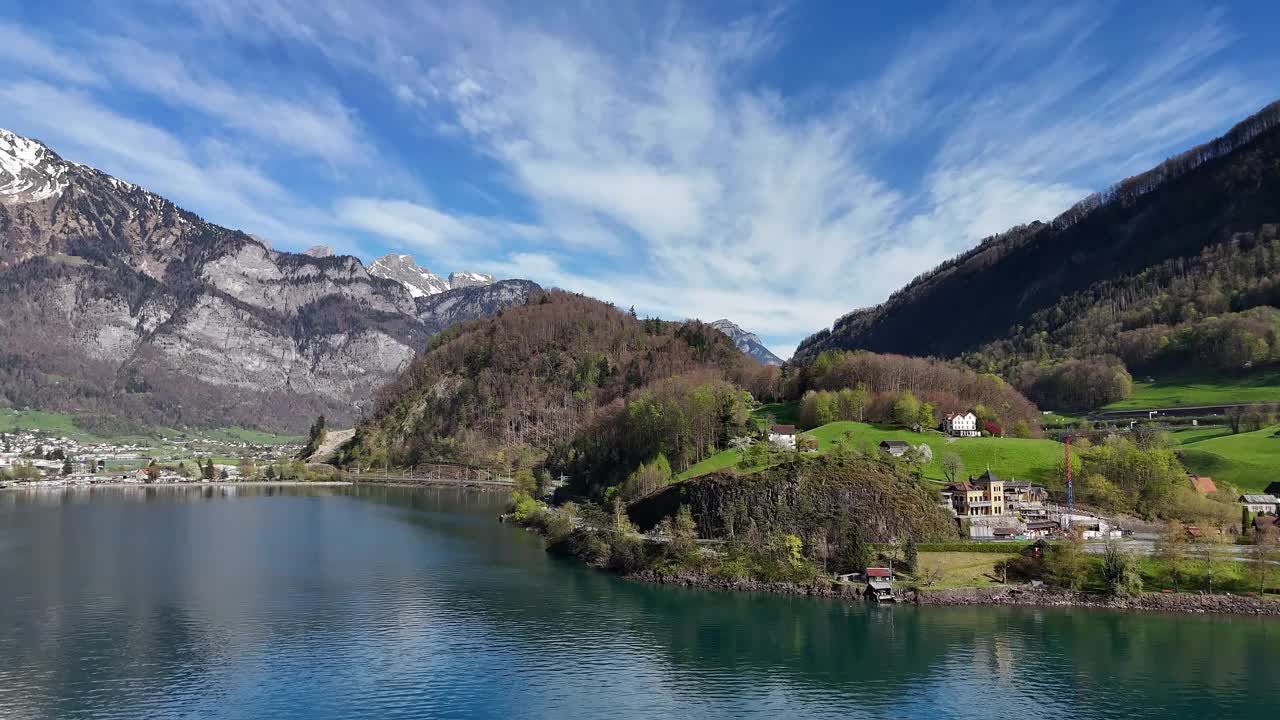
446,271,495,289
416,280,541,334
367,253,499,298
709,319,784,365
0,128,539,432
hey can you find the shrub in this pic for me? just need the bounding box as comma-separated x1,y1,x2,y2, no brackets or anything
1044,535,1088,590
1102,541,1144,596
607,534,647,573
508,491,542,522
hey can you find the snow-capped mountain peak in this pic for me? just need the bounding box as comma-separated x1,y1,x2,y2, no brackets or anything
710,319,784,365
368,253,498,298
0,128,71,203
448,271,496,289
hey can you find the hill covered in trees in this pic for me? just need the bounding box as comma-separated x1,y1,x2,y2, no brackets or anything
340,291,767,477
795,101,1280,410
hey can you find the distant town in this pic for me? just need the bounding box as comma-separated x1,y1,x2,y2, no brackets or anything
0,429,303,488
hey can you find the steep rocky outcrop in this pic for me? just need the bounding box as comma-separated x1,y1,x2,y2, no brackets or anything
709,319,783,365
0,129,538,432
366,253,498,298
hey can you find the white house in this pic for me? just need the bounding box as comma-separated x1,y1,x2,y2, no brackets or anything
1239,494,1279,514
768,424,797,450
942,412,979,437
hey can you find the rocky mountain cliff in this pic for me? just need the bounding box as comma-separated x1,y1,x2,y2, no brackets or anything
367,253,497,298
0,129,538,432
709,319,783,365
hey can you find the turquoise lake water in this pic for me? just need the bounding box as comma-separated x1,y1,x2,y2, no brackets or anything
0,485,1276,719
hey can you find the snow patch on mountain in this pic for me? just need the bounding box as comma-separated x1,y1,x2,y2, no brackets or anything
368,253,498,298
710,319,784,365
0,128,69,202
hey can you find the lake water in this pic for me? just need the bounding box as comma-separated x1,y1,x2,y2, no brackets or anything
1,485,1277,719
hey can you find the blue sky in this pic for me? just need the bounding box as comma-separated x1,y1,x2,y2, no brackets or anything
2,1,1278,357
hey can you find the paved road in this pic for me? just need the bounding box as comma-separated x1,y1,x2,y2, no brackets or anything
1084,537,1259,561
1088,403,1256,420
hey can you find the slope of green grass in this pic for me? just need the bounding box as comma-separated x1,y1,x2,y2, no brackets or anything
1177,425,1280,493
805,422,1069,485
675,449,783,481
191,427,304,445
1170,427,1234,445
751,400,800,427
0,409,87,438
0,408,300,446
1104,367,1280,410
679,421,1070,485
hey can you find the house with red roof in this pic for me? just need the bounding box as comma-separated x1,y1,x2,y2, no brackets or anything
1188,475,1217,494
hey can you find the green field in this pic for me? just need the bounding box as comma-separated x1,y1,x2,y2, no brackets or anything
1177,424,1280,493
1104,367,1280,410
806,422,1069,485
0,408,301,446
751,400,800,427
676,450,778,480
678,421,1071,485
0,409,89,438
190,427,303,445
915,552,1020,589
1170,426,1234,445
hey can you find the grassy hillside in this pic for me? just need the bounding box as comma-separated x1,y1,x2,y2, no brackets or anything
0,409,89,438
0,408,301,446
752,400,800,427
1177,425,1280,492
806,422,1068,485
1104,367,1280,410
679,421,1070,486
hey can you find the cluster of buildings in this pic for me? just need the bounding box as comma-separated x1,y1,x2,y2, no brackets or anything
1,429,299,486
939,470,1048,518
0,431,148,472
936,469,1120,540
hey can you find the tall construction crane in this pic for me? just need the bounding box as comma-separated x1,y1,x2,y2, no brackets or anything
1063,436,1074,530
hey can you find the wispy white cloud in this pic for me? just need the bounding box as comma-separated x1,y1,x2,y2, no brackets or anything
2,1,1271,357
0,22,104,86
90,36,371,166
334,197,545,260
346,0,1265,354
0,80,356,255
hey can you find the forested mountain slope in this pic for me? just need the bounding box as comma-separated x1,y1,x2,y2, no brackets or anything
795,101,1280,408
0,128,536,432
341,291,768,476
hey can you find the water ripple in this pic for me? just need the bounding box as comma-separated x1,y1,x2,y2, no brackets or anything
0,485,1276,720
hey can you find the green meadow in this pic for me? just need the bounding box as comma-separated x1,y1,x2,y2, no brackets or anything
1177,424,1280,493
1105,367,1280,410
678,420,1072,485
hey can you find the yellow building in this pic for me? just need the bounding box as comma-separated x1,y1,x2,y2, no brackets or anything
943,470,1006,516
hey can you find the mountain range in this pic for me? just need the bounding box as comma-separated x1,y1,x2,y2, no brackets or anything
0,128,538,432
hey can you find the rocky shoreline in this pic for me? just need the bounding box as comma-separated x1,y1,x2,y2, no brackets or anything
912,586,1280,616
622,569,1280,616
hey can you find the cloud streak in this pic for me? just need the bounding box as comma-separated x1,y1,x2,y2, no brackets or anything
1,1,1273,357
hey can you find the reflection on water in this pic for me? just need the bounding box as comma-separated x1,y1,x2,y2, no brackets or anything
0,485,1276,719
